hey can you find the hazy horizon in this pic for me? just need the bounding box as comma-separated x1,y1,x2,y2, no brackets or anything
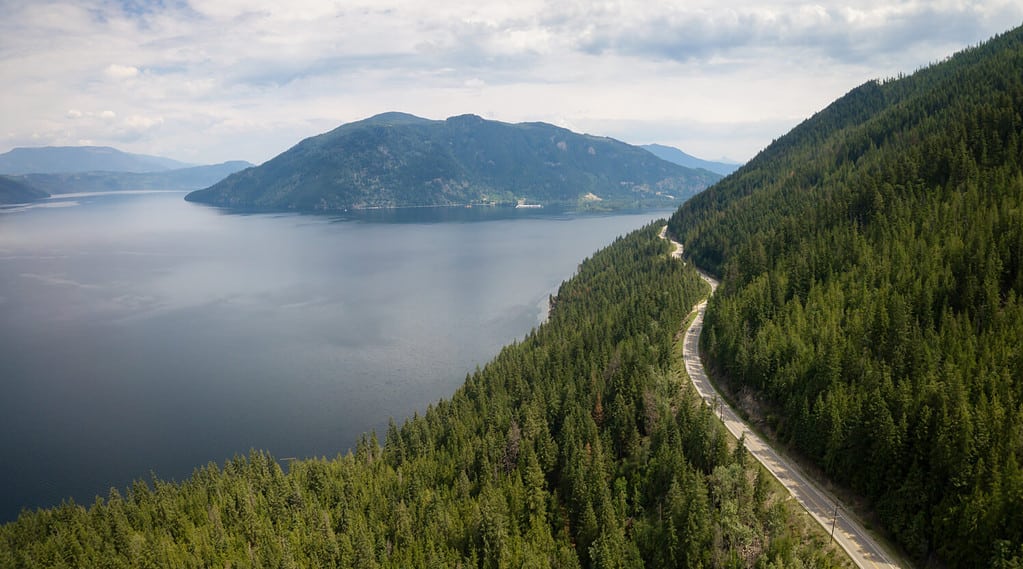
3,1,1021,165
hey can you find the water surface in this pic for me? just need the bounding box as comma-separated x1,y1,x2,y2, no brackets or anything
0,192,669,521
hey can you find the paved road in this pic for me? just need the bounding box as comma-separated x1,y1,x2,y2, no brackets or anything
661,226,901,569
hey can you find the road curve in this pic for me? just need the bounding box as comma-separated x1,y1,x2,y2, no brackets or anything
661,226,902,569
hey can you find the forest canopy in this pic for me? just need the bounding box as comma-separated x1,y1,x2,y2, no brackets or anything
668,25,1023,569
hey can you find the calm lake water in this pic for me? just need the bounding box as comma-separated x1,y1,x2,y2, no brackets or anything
0,191,670,521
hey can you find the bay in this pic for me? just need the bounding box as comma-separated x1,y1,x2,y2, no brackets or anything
0,191,669,521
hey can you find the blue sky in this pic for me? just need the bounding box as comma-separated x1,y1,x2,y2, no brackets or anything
1,0,1020,165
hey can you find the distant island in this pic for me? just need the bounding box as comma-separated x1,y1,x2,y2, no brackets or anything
185,113,722,212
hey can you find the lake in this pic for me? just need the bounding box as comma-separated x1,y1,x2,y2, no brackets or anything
0,191,671,522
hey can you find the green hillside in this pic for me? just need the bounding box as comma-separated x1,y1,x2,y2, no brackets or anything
0,225,847,568
0,176,48,204
185,113,720,211
668,26,1023,567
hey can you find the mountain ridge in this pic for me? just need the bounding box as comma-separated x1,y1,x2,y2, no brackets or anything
668,24,1023,568
0,146,194,175
641,144,741,176
185,113,721,211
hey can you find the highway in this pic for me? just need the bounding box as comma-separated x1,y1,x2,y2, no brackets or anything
661,225,902,569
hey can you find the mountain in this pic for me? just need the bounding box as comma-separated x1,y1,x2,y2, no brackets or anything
641,144,741,176
0,146,193,175
668,26,1023,567
186,113,721,211
19,161,253,194
0,175,48,204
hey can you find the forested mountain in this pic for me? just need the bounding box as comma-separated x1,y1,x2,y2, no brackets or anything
185,113,720,211
0,146,192,175
0,176,47,204
0,224,848,568
668,25,1023,567
18,161,253,194
641,144,740,176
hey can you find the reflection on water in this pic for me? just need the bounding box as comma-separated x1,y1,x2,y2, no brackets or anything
0,191,671,521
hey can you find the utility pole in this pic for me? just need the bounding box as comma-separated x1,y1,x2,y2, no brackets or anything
830,503,839,543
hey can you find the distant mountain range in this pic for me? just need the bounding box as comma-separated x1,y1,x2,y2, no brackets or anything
0,145,253,203
0,146,194,175
640,144,740,176
20,161,253,195
186,113,722,212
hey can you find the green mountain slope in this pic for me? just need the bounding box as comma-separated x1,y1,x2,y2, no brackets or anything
0,225,848,569
0,176,48,204
19,161,253,194
185,113,720,211
668,26,1023,567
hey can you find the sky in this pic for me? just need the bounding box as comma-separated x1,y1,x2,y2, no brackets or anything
1,1,1021,166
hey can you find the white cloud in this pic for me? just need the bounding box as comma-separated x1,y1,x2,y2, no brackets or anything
104,64,139,80
124,114,161,129
0,0,1021,163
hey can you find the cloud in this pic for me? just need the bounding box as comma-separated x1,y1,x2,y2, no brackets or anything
571,1,1021,68
1,0,1021,163
124,114,161,129
104,63,139,80
105,114,165,143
